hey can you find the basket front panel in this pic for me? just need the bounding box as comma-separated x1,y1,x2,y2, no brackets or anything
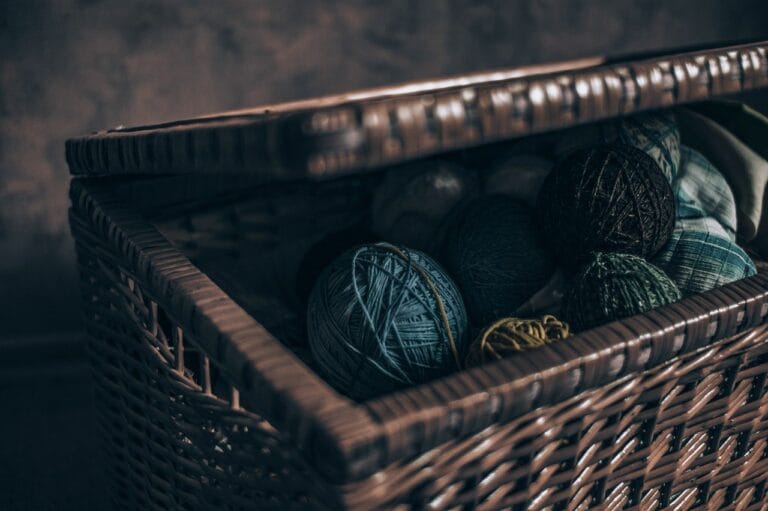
70,178,768,510
71,207,341,511
342,329,768,510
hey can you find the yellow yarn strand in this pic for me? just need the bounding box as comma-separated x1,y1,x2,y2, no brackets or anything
379,245,463,370
465,315,570,367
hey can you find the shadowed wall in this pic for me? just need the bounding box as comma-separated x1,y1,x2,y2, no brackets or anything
2,0,768,336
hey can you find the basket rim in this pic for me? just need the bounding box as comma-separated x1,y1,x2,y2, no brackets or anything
70,177,768,485
66,39,768,182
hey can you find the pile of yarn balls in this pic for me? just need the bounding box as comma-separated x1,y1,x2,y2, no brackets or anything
305,111,757,400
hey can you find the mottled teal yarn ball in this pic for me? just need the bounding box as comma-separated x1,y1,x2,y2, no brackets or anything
307,243,469,400
562,253,681,332
443,195,554,325
651,224,756,297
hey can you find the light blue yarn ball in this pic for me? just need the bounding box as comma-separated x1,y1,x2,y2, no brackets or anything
652,224,756,297
307,243,469,400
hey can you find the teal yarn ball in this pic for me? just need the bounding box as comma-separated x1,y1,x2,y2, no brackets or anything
651,225,756,297
307,243,469,400
554,111,680,182
562,253,681,332
443,195,554,325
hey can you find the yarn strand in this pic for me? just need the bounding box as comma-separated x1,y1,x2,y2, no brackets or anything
377,244,463,370
465,315,570,367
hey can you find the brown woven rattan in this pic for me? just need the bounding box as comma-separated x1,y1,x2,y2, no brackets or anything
68,39,768,510
70,173,768,510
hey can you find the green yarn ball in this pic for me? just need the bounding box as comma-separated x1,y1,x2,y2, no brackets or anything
562,253,681,332
307,243,469,400
443,195,555,325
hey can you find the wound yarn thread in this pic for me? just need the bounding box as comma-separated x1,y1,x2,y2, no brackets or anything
464,315,570,367
562,252,681,332
537,144,675,267
443,195,554,325
307,243,468,400
554,111,681,183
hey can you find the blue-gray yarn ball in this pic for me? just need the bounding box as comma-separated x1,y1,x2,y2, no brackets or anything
443,195,555,325
307,243,469,400
651,226,757,297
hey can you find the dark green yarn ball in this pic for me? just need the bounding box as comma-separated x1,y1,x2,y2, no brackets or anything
443,195,555,325
562,252,681,332
537,144,676,267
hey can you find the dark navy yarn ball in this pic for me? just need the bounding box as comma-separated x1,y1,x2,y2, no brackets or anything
537,144,675,268
443,195,555,325
307,243,469,400
562,252,681,332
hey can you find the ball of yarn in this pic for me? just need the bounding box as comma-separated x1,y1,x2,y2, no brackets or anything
562,252,681,332
537,144,675,267
674,145,738,240
443,195,555,325
651,224,756,297
465,315,570,367
307,243,469,400
371,159,478,252
554,111,680,182
482,154,553,206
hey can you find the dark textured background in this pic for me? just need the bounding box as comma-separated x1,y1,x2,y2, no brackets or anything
1,1,767,509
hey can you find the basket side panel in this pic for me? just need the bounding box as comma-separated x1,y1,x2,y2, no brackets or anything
70,201,342,511
342,327,768,510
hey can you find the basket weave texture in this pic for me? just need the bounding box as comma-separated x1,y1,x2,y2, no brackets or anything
67,39,768,511
70,175,768,510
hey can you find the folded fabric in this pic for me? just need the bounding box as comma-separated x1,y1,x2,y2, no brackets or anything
652,222,756,297
675,108,768,242
674,145,737,240
553,111,680,183
690,101,768,162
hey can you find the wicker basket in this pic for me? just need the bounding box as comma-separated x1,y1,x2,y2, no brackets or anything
68,41,768,510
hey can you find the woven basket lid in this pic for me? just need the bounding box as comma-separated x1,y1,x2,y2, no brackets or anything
66,38,768,181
